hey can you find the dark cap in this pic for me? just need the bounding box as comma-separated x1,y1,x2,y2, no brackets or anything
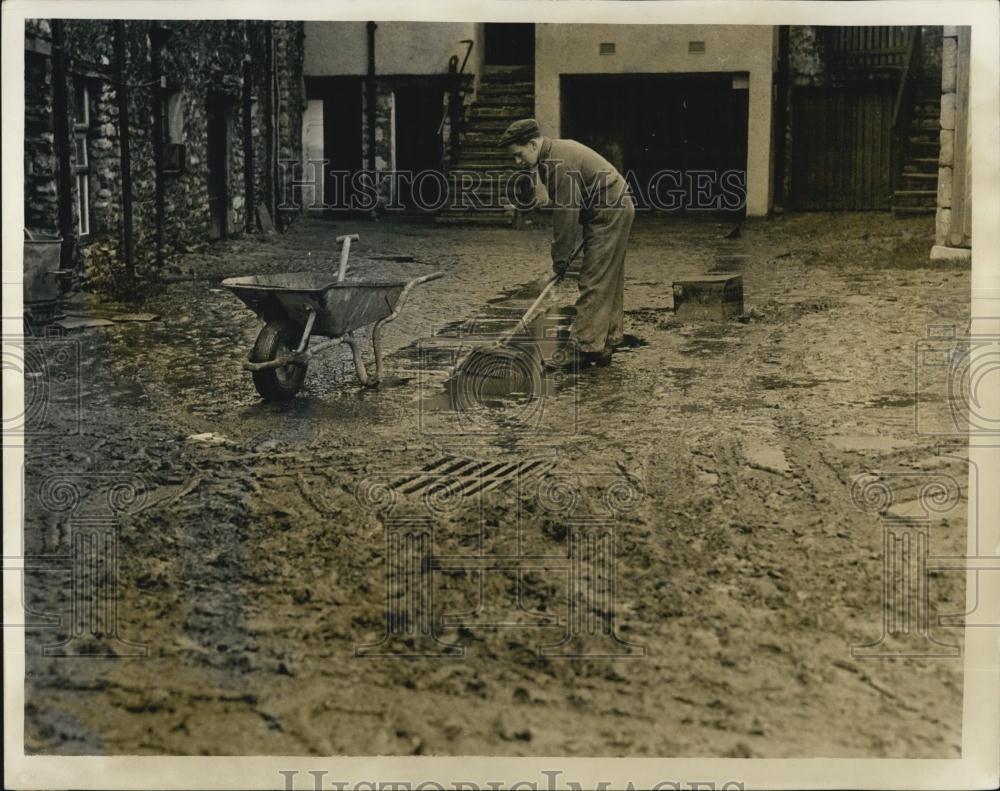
497,118,541,147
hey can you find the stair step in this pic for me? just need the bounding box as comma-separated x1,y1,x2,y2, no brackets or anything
902,162,940,175
474,96,535,108
892,205,936,217
455,146,517,159
462,117,520,129
470,105,534,118
461,133,506,145
453,162,519,172
477,81,534,95
893,189,937,207
482,65,533,81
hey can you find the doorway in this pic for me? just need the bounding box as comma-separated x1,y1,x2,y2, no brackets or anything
393,83,445,210
320,78,363,213
206,94,230,239
484,23,535,67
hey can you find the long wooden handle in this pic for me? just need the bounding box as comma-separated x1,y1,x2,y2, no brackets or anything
498,239,585,347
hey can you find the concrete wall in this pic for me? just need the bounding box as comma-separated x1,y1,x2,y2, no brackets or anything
534,24,777,217
305,22,483,77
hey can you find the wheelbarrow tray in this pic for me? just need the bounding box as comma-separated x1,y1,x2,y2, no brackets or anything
222,272,408,337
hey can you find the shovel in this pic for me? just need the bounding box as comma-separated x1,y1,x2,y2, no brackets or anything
451,239,585,390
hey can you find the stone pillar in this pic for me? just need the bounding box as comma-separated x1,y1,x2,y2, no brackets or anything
931,26,971,262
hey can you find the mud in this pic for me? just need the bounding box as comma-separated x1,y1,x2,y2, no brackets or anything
23,211,968,758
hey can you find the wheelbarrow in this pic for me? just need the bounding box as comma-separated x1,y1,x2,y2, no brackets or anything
222,234,443,401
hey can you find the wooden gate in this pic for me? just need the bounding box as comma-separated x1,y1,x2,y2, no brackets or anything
790,86,895,210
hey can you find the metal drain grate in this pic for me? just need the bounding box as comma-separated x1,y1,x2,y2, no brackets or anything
389,454,554,499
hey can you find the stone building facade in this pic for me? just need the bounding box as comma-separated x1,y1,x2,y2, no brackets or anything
24,19,305,289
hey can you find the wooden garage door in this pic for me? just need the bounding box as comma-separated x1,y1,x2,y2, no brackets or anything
790,86,894,210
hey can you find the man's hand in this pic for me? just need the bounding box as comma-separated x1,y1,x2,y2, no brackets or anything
552,259,569,278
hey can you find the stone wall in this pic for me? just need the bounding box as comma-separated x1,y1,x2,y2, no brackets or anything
24,21,58,235
23,19,306,289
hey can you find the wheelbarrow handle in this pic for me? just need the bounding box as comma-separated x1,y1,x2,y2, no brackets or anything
410,271,444,286
336,234,361,282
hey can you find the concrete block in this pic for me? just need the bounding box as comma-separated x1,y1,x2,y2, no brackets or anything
935,207,951,245
942,38,958,93
937,166,953,208
929,245,971,263
672,275,744,321
939,93,956,131
939,128,954,165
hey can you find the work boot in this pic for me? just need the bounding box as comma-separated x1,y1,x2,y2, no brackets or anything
545,348,590,372
590,348,613,368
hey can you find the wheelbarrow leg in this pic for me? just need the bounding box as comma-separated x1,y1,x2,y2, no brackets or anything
371,318,389,386
343,331,369,387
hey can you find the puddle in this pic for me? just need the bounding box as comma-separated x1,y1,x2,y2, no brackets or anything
865,394,916,408
755,375,825,390
616,334,648,350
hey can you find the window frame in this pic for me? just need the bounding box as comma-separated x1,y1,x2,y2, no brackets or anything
72,82,93,238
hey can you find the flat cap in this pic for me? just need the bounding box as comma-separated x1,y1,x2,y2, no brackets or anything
497,118,541,147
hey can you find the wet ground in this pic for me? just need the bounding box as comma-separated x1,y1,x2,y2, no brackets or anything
21,211,970,757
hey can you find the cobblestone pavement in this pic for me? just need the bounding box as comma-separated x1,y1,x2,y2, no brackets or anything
21,211,971,758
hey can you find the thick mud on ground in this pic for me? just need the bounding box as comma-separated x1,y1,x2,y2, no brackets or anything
22,212,970,757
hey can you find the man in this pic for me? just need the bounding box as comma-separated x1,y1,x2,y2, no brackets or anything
498,118,635,367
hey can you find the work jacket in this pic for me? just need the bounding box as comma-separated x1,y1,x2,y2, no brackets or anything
536,137,629,265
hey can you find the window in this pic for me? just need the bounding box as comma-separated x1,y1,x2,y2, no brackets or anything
73,83,92,237
165,90,185,144
163,89,186,174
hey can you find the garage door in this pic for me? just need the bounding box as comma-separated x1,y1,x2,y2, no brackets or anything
560,74,749,215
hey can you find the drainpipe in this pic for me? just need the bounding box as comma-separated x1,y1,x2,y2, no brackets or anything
774,25,790,207
271,24,283,230
50,20,74,271
366,21,377,172
242,56,255,233
113,20,135,280
265,22,276,226
150,22,166,268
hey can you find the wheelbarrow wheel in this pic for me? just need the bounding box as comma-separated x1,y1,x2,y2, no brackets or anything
250,320,307,401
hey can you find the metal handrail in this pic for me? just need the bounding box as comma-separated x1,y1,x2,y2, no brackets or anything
437,39,475,161
891,27,921,132
889,27,922,195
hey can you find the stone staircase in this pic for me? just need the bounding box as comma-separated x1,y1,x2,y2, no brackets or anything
437,65,534,226
892,80,941,216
